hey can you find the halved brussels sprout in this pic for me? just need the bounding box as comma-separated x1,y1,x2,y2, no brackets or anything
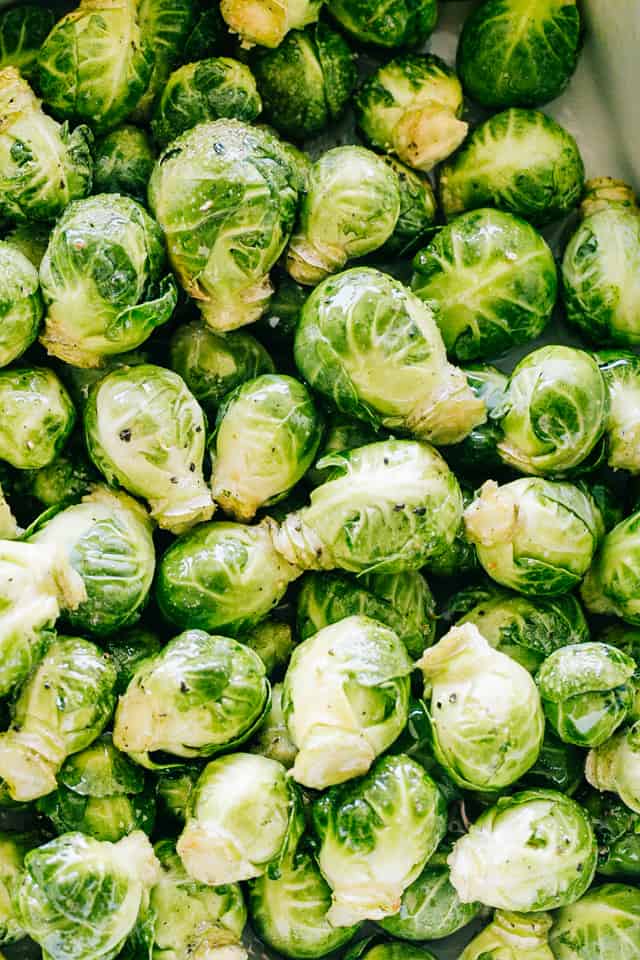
357,54,467,173
581,509,640,624
0,6,54,80
249,683,297,769
326,0,437,48
294,268,486,443
93,125,155,202
0,241,42,367
440,109,584,225
101,627,162,697
283,615,412,789
221,0,322,48
113,630,270,767
286,148,400,285
549,883,640,959
585,720,640,813
84,364,214,535
443,364,509,476
177,753,303,884
131,0,197,120
243,621,294,678
345,940,437,960
411,209,557,362
598,351,640,472
380,157,437,257
581,789,640,878
460,910,554,960
0,367,75,470
0,831,43,945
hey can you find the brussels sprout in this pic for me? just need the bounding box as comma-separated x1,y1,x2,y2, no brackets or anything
418,623,544,790
294,268,486,443
0,635,116,801
184,4,227,62
15,441,97,509
346,940,437,960
155,766,200,828
457,0,581,109
449,789,597,912
0,367,75,470
522,730,584,795
16,831,160,960
411,209,557,362
59,349,151,410
30,487,155,637
0,242,42,367
460,910,554,960
357,55,467,174
93,126,155,202
132,0,197,121
444,364,509,476
0,6,54,80
585,720,640,813
465,478,603,595
549,883,640,959
306,414,380,489
440,109,585,226
286,149,400,285
581,789,640,878
424,486,478,577
243,621,294,677
220,0,322,48
38,1,154,132
312,753,446,925
601,622,640,716
40,194,177,368
0,831,43,945
157,521,300,635
0,68,92,223
597,351,640,472
85,364,214,534
101,628,163,697
177,753,302,884
249,683,297,769
114,630,270,767
267,439,463,574
296,570,435,659
149,121,302,332
253,273,307,350
379,158,438,257
325,0,437,48
581,509,640,624
3,223,49,269
211,374,322,521
283,615,412,789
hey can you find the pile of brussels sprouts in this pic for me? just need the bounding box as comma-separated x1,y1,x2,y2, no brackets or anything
0,1,638,959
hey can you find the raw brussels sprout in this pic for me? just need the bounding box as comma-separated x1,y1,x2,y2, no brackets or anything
0,68,92,223
243,621,294,677
460,910,554,960
497,346,608,476
598,351,640,472
549,883,640,959
0,368,75,470
152,57,262,149
537,642,636,748
585,720,640,813
149,120,303,332
601,622,640,716
93,126,155,202
114,630,270,767
101,627,162,696
443,364,509,476
306,414,380,488
440,109,585,226
267,439,464,574
0,241,42,367
345,940,437,960
37,735,155,842
357,54,467,173
85,364,214,534
59,349,151,410
411,209,557,362
418,623,544,790
465,478,603,595
522,730,584,795
30,487,155,637
220,0,322,48
562,179,640,345
3,222,49,269
0,6,54,80
252,24,355,141
312,753,446,925
385,697,460,802
38,0,154,132
294,268,486,443
40,194,177,368
423,495,477,577
0,831,43,945
16,831,160,960
16,451,95,512
581,509,640,624
457,0,581,109
326,0,437,48
177,753,303,884
157,521,300,635
210,374,322,521
283,615,412,789
296,569,436,659
184,4,227,61
253,273,307,349
155,766,200,828
379,157,437,257
0,635,116,801
581,789,640,878
249,683,297,768
131,0,197,121
286,148,400,285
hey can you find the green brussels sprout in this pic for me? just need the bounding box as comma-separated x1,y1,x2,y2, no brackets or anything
283,615,412,789
581,509,640,624
249,682,297,769
306,414,380,489
267,439,464,574
286,149,401,285
457,0,581,109
14,440,97,509
356,55,467,174
37,0,154,133
581,788,640,878
152,58,262,149
325,0,437,48
220,0,322,48
0,6,54,80
345,940,437,960
440,108,585,226
156,521,300,635
598,351,640,472
411,209,557,362
149,120,303,332
29,487,155,637
522,729,584,795
443,364,509,476
40,194,177,368
37,735,155,842
0,831,43,945
93,125,155,202
155,766,200,828
423,484,478,577
585,720,640,813
0,367,75,470
84,364,214,535
536,642,636,748
549,883,640,959
211,374,322,521
497,346,608,476
252,24,355,141
100,627,163,696
0,241,42,367
58,349,151,410
294,268,486,443
312,753,446,925
16,831,160,960
243,621,294,677
0,68,92,223
0,635,116,801
379,157,437,257
184,4,227,62
460,910,554,960
600,622,640,717
114,630,270,767
253,272,307,349
3,222,49,269
296,569,436,659
131,0,197,121
464,478,604,595
384,696,461,802
418,623,544,790
177,753,303,884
